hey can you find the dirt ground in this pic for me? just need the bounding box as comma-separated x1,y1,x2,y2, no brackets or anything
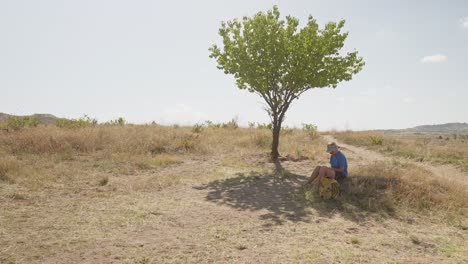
1,137,467,264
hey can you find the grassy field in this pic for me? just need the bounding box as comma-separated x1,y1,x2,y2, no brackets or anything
1,125,467,263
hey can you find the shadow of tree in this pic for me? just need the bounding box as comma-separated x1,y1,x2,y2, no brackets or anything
196,173,308,225
196,161,401,225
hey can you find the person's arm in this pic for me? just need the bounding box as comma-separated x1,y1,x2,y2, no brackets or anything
333,166,345,173
333,154,346,173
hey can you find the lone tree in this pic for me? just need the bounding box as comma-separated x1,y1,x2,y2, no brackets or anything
209,6,364,159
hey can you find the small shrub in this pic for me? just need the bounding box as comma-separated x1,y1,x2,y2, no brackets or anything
147,144,166,155
0,173,12,183
236,244,248,250
204,120,214,128
176,134,199,152
409,235,421,245
256,122,272,130
99,176,109,186
56,115,97,129
56,118,77,128
293,186,317,203
6,117,41,131
303,189,314,202
224,118,239,129
204,119,238,129
9,193,26,200
351,237,360,245
369,136,384,145
192,123,204,133
302,123,318,138
182,139,195,151
106,117,126,126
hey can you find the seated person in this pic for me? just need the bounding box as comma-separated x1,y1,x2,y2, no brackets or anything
307,142,348,185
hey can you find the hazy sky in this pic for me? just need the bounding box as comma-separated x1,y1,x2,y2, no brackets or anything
1,0,467,130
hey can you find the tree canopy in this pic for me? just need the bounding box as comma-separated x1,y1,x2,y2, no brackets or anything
209,6,364,159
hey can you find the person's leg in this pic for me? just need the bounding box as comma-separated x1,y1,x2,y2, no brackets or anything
307,166,321,184
311,167,335,185
324,167,336,179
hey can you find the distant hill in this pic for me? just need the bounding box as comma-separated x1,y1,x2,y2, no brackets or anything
383,123,468,134
0,112,58,125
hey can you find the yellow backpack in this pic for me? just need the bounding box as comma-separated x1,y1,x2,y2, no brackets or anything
319,177,340,199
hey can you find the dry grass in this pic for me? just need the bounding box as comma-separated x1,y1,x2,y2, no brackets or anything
0,126,467,263
0,125,203,155
0,125,323,157
0,126,326,188
350,161,466,220
295,160,467,223
0,153,20,183
333,131,468,171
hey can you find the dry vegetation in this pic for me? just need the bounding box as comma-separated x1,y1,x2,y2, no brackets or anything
333,131,468,172
0,125,467,263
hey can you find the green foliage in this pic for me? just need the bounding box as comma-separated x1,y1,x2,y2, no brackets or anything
106,117,126,126
369,136,384,145
55,118,78,128
5,117,41,131
209,6,364,93
209,5,364,158
56,115,97,129
256,123,273,130
204,120,215,127
248,122,256,128
202,119,238,129
302,123,318,138
224,118,239,129
204,120,222,128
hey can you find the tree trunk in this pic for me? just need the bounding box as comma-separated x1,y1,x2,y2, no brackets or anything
271,118,281,160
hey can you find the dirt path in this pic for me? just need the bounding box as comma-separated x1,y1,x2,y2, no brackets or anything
325,135,468,186
323,135,386,162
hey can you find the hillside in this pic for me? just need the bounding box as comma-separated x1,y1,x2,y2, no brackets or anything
0,112,58,125
383,122,468,134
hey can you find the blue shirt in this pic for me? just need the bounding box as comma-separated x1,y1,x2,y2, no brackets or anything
330,151,348,177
